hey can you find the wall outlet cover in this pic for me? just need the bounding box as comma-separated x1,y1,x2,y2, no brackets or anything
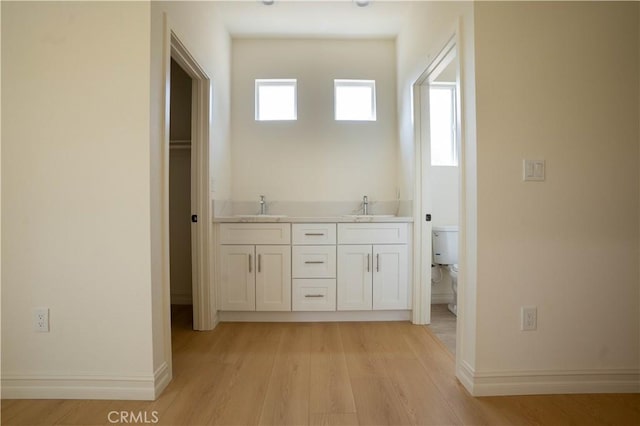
521,306,537,331
33,307,49,332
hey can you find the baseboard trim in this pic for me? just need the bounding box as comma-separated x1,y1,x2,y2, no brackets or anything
218,310,411,322
456,360,476,395
1,371,159,400
153,362,171,399
456,363,640,396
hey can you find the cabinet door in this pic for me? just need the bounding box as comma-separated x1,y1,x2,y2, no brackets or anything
337,245,373,310
372,245,409,310
255,245,291,311
219,245,255,311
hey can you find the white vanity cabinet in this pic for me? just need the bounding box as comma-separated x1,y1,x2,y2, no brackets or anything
219,224,291,311
337,223,410,310
291,223,337,311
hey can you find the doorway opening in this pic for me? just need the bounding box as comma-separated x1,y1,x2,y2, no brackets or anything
412,34,462,356
162,29,215,380
169,59,194,320
162,29,214,380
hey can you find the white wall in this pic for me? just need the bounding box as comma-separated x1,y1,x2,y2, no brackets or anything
0,0,3,360
431,167,459,228
230,39,397,204
2,2,156,398
473,1,639,392
1,0,232,400
398,0,639,395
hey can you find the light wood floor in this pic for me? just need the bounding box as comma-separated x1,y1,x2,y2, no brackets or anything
2,306,639,426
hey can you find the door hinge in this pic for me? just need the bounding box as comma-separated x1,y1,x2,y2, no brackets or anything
191,214,198,223
425,214,432,222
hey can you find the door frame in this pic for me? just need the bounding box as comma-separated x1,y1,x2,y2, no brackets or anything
161,18,214,337
411,26,462,326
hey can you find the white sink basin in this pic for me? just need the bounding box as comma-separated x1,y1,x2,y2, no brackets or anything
234,214,287,219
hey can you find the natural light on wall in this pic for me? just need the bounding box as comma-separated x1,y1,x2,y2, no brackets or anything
255,79,297,121
429,84,457,166
334,79,376,121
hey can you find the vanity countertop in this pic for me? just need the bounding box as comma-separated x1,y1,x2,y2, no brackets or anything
213,215,414,223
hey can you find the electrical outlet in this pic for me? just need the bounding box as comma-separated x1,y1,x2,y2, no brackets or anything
33,308,49,332
521,306,537,331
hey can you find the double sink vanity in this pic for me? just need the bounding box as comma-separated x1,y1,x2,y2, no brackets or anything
213,211,413,321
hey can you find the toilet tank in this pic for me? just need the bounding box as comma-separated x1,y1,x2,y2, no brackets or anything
432,226,458,265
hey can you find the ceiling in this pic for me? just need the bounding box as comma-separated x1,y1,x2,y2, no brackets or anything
213,1,414,39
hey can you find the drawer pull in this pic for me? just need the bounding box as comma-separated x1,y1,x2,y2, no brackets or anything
304,294,325,298
304,233,325,236
304,261,325,264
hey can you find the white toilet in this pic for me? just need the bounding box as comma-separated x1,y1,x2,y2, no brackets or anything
432,226,458,316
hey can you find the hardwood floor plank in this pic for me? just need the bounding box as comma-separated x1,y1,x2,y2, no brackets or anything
1,400,76,426
403,325,510,425
309,412,359,426
342,322,461,425
153,360,228,426
338,323,386,380
548,394,640,426
385,358,462,426
478,395,582,426
349,378,412,426
206,323,283,426
258,324,311,426
309,323,356,415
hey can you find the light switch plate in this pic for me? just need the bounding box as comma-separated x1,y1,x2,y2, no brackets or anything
523,159,545,181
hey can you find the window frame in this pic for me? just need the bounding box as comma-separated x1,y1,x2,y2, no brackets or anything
334,79,377,121
255,78,298,121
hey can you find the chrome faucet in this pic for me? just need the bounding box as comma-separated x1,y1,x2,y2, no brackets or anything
362,195,369,215
259,195,266,215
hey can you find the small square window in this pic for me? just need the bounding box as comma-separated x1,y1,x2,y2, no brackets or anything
334,79,376,121
255,79,297,121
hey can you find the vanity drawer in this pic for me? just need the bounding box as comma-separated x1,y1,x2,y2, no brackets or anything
292,224,336,245
219,223,290,245
337,223,408,244
292,245,336,278
292,279,336,311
